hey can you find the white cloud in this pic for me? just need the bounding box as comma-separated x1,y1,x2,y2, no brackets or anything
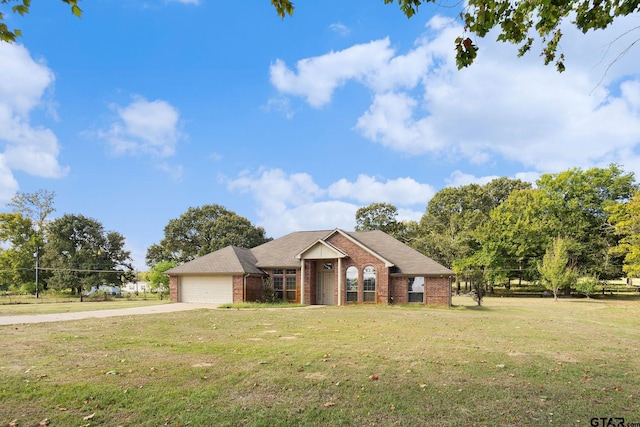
0,154,19,202
270,15,640,175
155,162,183,181
168,0,200,4
329,23,351,36
226,168,432,237
270,39,395,108
100,97,183,158
261,95,294,119
0,43,67,202
328,174,435,204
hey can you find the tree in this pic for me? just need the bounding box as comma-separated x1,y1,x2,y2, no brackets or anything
146,260,176,296
416,178,530,269
606,190,640,277
0,212,35,289
146,204,271,267
536,165,636,279
42,214,133,297
575,275,599,298
477,188,558,287
271,0,639,71
537,236,578,301
355,202,399,233
0,190,56,296
354,202,417,243
1,0,82,42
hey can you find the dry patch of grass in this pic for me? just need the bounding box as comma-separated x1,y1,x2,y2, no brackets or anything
0,299,171,316
1,298,639,426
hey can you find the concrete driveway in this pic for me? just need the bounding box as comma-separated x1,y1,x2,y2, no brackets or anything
0,303,216,326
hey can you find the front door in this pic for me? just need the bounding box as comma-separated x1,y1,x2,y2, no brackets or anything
318,271,335,305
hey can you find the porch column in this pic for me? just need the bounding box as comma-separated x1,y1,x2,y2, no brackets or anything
337,257,342,306
300,259,305,304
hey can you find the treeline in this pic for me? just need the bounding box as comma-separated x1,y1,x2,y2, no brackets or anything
0,190,134,297
356,165,640,298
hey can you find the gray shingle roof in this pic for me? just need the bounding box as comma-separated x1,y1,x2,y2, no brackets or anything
166,229,453,276
251,230,332,268
165,246,263,275
344,230,454,276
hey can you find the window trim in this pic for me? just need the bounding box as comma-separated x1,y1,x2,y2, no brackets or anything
363,265,376,303
272,269,297,302
408,276,424,303
346,266,358,302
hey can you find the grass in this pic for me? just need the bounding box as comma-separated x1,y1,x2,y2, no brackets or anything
0,298,171,316
1,297,639,426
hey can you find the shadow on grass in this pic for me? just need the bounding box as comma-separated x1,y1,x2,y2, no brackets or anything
464,304,491,311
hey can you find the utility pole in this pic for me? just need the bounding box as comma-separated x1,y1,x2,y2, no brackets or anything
34,248,39,299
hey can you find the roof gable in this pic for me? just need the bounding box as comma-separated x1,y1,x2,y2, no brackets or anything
296,239,348,260
325,229,394,267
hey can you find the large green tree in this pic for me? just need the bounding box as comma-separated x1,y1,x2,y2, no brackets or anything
478,165,636,285
606,190,640,277
0,212,35,289
477,188,559,286
271,0,640,71
355,202,418,244
42,214,133,296
146,204,271,267
536,165,636,279
416,178,531,269
0,190,56,295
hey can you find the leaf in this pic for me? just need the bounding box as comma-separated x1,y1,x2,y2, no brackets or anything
39,419,50,426
323,402,336,407
369,374,379,381
83,413,95,421
71,5,82,18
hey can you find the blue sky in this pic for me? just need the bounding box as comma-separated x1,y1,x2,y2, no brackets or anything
1,1,639,270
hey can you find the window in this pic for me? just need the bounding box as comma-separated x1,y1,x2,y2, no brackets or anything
272,269,297,301
346,266,358,302
408,277,424,303
286,276,296,301
363,266,376,302
273,277,283,300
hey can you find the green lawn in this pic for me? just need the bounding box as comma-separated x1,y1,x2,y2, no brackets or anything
1,297,638,426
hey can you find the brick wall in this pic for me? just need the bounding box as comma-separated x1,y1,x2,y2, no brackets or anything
245,276,264,302
232,275,243,303
327,233,389,304
169,276,179,302
425,276,451,306
304,261,317,305
390,276,408,304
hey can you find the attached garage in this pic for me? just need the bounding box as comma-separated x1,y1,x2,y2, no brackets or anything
179,275,233,304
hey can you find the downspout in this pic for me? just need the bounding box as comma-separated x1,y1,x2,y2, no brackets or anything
244,274,249,302
300,259,305,305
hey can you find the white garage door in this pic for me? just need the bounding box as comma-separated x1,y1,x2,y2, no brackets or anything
180,275,233,304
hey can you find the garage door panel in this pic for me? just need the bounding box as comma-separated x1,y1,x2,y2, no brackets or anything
180,276,233,303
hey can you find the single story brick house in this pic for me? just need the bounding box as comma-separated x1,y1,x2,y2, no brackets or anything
166,229,454,306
